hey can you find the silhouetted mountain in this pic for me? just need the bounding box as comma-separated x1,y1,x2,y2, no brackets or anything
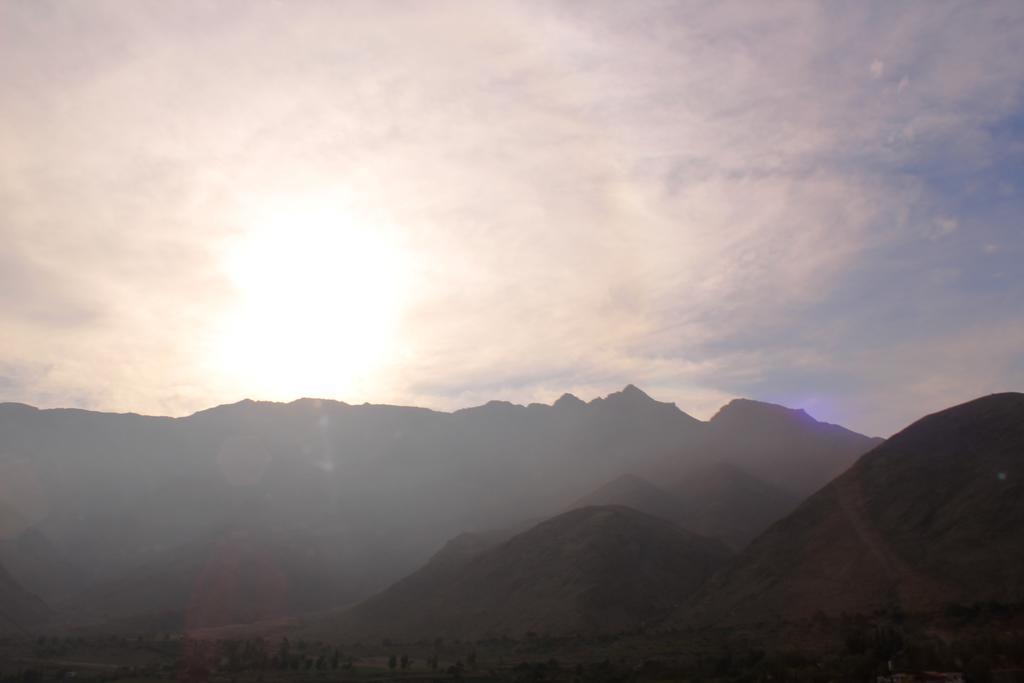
700,399,883,496
0,386,876,628
333,506,732,639
669,461,800,549
686,393,1024,623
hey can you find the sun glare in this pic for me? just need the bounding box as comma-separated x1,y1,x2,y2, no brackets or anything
211,193,409,401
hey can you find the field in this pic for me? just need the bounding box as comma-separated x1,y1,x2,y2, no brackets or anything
4,606,1024,682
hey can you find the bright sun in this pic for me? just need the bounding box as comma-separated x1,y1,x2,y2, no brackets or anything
211,193,409,400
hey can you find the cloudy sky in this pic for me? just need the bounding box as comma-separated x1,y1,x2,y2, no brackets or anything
1,1,1022,436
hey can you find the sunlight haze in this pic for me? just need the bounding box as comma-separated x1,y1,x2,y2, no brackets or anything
1,1,1023,435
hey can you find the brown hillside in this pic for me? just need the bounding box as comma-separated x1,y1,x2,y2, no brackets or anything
336,505,732,639
686,392,1024,624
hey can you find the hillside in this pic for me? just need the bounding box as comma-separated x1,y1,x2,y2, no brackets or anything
0,563,49,635
569,467,798,549
0,386,876,628
686,392,1024,623
568,474,688,526
700,399,883,497
333,506,732,639
669,461,800,549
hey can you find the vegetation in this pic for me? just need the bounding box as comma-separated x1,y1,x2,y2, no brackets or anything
2,606,1022,683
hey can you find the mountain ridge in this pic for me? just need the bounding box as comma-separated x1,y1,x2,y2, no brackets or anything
327,505,732,639
684,391,1024,624
0,385,878,628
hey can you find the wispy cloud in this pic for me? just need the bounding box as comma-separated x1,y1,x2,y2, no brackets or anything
1,1,1022,434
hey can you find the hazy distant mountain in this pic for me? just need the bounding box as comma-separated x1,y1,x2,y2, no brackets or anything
568,474,688,525
331,506,732,639
699,399,883,497
568,467,796,549
0,386,877,628
57,521,404,630
0,563,48,635
686,393,1024,623
0,527,87,602
668,461,800,549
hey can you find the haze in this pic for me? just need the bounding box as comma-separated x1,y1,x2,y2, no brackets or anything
2,1,1023,435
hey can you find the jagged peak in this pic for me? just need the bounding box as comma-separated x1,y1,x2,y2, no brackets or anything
619,383,650,398
591,384,656,405
553,392,586,408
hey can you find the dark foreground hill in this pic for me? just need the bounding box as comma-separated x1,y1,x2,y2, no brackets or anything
330,506,732,639
686,392,1024,623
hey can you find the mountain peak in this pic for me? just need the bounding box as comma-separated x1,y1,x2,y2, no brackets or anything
620,383,649,398
686,390,1024,624
553,392,586,409
598,384,656,405
711,398,814,424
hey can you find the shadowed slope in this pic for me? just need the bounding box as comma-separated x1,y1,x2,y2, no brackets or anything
669,461,800,549
0,563,49,635
568,474,687,526
686,393,1024,624
703,399,883,497
336,506,732,639
569,468,798,549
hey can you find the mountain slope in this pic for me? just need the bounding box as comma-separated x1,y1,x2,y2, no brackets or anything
0,386,877,628
669,461,800,549
335,506,732,639
568,467,798,549
0,563,49,635
0,527,88,602
686,392,1024,623
701,399,883,497
568,474,688,526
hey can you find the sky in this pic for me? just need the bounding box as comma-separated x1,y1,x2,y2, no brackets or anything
1,0,1022,436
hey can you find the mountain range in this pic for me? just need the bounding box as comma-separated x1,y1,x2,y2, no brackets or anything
299,392,1023,641
686,392,1024,624
0,385,879,631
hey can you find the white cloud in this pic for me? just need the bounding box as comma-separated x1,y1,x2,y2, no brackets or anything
0,0,1022,435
